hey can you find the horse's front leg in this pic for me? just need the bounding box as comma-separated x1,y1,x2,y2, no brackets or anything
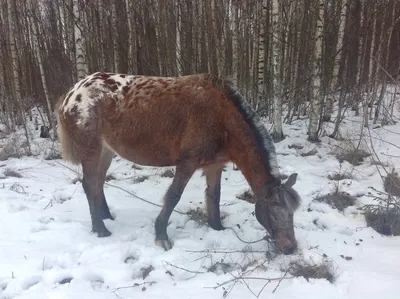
204,164,225,231
154,163,195,250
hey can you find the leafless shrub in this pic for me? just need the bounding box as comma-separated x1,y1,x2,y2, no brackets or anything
10,183,27,194
3,168,22,178
327,164,354,181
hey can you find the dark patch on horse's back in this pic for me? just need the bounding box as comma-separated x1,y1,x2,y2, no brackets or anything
110,84,118,92
75,94,82,102
70,105,79,115
157,78,169,88
83,81,93,88
135,81,149,90
100,72,110,80
122,85,130,96
64,90,74,106
105,78,116,85
120,74,126,78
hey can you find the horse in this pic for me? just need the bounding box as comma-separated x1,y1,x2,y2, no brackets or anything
56,72,301,255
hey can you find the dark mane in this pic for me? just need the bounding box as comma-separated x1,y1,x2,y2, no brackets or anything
216,78,281,186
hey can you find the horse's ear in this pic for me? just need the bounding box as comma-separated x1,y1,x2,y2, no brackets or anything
284,173,298,188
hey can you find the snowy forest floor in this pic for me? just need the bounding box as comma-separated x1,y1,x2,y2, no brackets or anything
1,95,400,299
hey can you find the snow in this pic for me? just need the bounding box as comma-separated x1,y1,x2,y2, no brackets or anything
1,96,400,299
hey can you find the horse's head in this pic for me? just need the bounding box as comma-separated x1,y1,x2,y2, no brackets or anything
255,173,301,255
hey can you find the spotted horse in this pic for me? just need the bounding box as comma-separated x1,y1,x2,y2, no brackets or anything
56,71,301,255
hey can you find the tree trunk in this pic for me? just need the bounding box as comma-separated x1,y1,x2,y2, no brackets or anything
73,0,88,80
112,1,119,72
308,0,324,142
29,3,55,139
271,0,284,142
7,0,31,152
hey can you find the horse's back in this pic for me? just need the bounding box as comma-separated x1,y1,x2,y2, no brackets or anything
100,74,229,166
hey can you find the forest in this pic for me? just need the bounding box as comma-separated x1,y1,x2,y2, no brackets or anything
1,0,399,145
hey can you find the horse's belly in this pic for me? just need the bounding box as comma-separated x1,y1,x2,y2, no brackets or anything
104,138,178,167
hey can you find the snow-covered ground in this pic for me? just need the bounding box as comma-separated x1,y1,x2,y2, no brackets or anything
1,98,400,299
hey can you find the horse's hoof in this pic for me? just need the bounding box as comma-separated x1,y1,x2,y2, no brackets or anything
208,221,225,231
155,239,172,250
93,227,112,237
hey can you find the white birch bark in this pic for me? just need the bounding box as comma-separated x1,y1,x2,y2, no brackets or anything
272,0,284,141
211,0,222,76
232,0,239,85
29,3,55,139
308,0,324,141
125,0,134,73
176,0,182,75
257,0,267,110
325,0,347,121
112,1,119,72
7,0,31,150
73,0,88,80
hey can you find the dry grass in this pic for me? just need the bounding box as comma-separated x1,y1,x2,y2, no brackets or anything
186,207,208,226
160,169,174,178
285,260,336,283
288,144,304,150
384,171,400,197
0,137,20,161
3,168,22,178
133,175,149,184
332,139,371,166
131,163,143,170
364,208,400,236
327,171,353,181
105,174,116,181
313,192,356,211
300,148,318,157
236,189,257,204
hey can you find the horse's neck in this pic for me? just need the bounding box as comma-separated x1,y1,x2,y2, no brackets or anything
230,143,277,200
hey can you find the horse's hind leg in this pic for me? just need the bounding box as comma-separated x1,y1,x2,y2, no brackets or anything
203,164,225,231
97,146,114,220
81,152,111,237
154,162,196,250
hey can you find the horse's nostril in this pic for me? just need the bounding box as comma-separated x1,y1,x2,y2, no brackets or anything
283,247,294,255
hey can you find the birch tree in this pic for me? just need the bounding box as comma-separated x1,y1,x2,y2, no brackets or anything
271,0,284,141
29,2,55,139
308,0,324,141
73,0,88,80
7,0,31,151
